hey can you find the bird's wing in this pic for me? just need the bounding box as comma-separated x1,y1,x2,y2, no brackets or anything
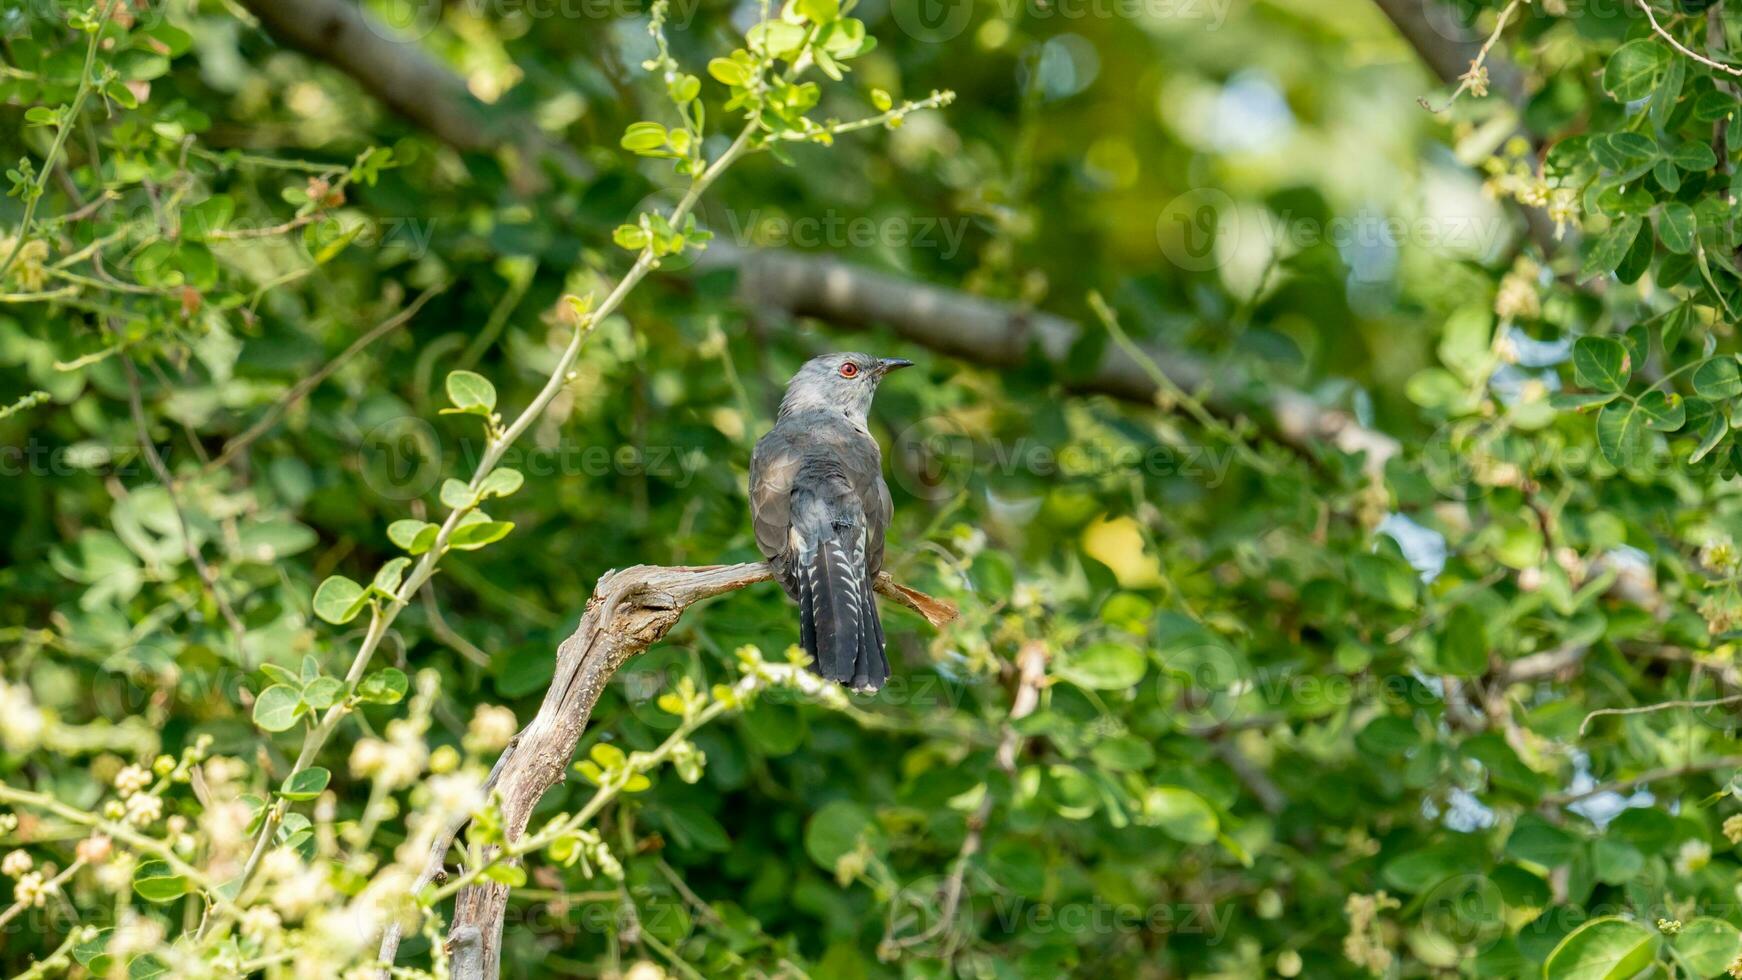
749,427,802,562
836,430,893,576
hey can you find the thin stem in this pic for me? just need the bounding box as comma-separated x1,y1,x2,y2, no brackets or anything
1639,0,1742,76
208,283,447,471
123,356,248,650
1087,291,1277,476
0,858,85,930
0,0,117,285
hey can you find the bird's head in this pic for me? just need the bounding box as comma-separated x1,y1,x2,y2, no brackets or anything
778,352,914,422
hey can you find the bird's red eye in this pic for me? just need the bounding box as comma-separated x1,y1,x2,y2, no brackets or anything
839,362,859,378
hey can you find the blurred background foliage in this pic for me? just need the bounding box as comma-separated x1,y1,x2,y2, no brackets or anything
10,0,1742,977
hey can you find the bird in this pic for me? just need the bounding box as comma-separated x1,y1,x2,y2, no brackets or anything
750,352,913,693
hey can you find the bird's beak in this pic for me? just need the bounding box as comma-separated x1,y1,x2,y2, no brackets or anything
877,357,915,376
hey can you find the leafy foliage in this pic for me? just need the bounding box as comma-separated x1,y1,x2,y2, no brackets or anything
11,0,1742,978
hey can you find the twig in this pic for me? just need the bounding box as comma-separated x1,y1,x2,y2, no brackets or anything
1638,0,1742,77
123,357,248,650
208,283,445,471
1579,695,1742,735
1420,0,1524,111
418,583,491,667
1542,755,1742,806
1088,291,1277,476
0,858,84,931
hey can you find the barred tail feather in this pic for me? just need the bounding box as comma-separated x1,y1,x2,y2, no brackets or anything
796,526,885,692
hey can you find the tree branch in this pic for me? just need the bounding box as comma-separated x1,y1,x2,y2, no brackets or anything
709,245,1402,472
231,0,587,188
387,561,954,978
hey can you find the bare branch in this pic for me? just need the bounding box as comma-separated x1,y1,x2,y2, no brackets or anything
1542,755,1742,807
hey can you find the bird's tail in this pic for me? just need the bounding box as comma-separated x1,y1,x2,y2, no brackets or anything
796,525,888,693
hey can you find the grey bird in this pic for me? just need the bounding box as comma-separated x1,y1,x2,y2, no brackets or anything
750,352,913,693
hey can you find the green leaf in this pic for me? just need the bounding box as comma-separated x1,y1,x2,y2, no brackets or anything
1140,787,1219,844
1636,391,1685,431
1674,917,1742,976
312,575,368,624
1581,216,1642,280
373,557,411,594
804,800,881,871
1692,410,1729,464
357,668,408,705
301,677,343,710
1596,400,1647,467
589,743,626,770
1437,604,1488,677
440,478,475,510
445,370,497,413
620,121,668,152
1591,837,1643,884
1693,356,1742,399
481,863,527,887
1573,337,1630,393
449,519,514,550
479,468,524,500
708,57,748,86
386,519,434,551
252,684,302,733
1603,39,1667,102
131,861,190,903
797,0,840,22
280,767,330,801
1658,202,1696,254
1056,641,1147,690
1670,140,1718,171
1550,391,1619,411
1543,916,1658,980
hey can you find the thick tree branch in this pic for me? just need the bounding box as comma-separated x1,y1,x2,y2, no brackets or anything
232,0,586,187
231,0,1403,474
400,562,953,979
710,245,1402,470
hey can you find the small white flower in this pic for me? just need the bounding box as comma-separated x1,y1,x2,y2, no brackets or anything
124,793,163,827
1,850,32,877
241,906,281,942
464,705,519,754
1676,838,1713,876
113,765,152,799
11,870,51,907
